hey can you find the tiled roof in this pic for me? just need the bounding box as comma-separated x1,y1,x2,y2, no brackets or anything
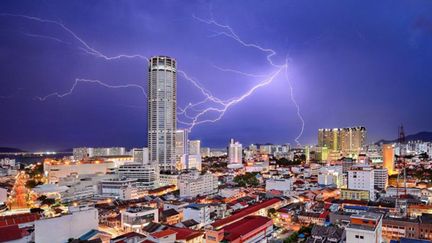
0,213,40,227
168,227,203,241
223,216,272,241
150,229,177,239
0,225,25,242
211,198,280,229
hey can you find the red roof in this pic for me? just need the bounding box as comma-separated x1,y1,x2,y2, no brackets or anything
168,227,203,241
0,213,40,227
150,229,177,239
0,225,26,242
211,198,280,228
223,216,272,241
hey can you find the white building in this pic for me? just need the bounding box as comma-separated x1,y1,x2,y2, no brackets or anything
228,139,242,168
148,56,177,173
189,140,201,156
159,174,179,188
44,160,115,183
178,170,218,198
176,129,188,161
265,178,293,195
187,154,202,171
318,166,343,187
98,178,139,200
183,204,211,228
121,206,159,233
373,168,388,190
118,163,159,189
131,147,149,164
35,205,98,243
0,187,8,205
345,212,382,243
200,147,211,158
348,165,375,200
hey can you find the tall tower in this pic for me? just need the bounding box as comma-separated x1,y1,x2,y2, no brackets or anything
148,56,177,173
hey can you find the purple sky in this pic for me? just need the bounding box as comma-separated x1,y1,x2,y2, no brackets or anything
0,0,432,151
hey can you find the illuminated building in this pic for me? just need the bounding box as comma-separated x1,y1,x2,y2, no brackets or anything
175,129,188,161
178,170,218,198
318,126,366,156
228,139,243,168
347,165,375,200
373,168,388,190
188,140,201,156
118,163,159,189
43,159,115,183
121,206,159,233
206,216,273,243
131,147,149,164
148,56,177,173
383,144,396,175
341,189,370,201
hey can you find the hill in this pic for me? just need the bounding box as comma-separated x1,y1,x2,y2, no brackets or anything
0,147,25,153
376,131,432,144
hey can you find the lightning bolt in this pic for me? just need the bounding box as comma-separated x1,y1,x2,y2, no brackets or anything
35,78,146,101
1,12,305,145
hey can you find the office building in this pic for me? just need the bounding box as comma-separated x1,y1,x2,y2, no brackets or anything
175,129,188,160
383,144,396,175
348,165,375,200
178,170,218,198
118,163,159,189
148,56,177,173
373,167,388,190
189,140,201,156
228,139,242,168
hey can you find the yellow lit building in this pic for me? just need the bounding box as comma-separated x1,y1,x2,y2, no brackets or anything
383,144,396,175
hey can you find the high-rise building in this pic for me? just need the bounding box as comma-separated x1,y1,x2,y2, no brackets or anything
228,139,243,168
318,126,366,156
189,140,201,156
383,144,396,175
175,129,188,159
148,56,177,173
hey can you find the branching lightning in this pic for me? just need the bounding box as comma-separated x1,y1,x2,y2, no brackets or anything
1,12,305,145
35,78,147,101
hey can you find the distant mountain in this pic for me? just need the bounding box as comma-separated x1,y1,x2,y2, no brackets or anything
0,147,25,153
376,131,432,144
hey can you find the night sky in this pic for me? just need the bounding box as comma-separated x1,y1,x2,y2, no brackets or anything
1,1,432,151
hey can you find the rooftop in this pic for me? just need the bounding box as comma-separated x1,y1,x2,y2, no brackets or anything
211,198,280,229
222,216,272,241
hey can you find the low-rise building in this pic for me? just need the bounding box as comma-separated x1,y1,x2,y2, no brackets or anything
121,206,159,233
345,212,383,243
178,170,218,198
205,216,273,243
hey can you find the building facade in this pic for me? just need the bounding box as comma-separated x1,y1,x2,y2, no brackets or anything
148,56,177,173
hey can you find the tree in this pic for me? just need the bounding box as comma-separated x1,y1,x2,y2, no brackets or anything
41,198,56,206
267,208,277,218
233,173,259,187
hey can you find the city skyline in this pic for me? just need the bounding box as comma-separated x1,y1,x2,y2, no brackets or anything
1,1,432,150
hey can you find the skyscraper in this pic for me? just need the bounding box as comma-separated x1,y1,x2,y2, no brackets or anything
228,139,243,168
175,129,188,159
148,56,177,173
383,144,395,175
